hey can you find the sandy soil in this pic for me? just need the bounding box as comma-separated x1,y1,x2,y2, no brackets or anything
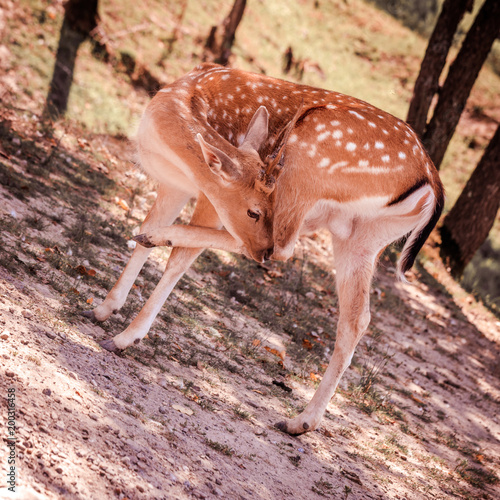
0,102,500,500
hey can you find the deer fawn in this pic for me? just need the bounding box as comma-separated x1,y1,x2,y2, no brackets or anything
86,63,444,435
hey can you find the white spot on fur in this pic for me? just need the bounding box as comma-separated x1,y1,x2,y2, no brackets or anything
349,110,365,120
375,141,384,149
346,142,357,151
308,144,317,157
318,157,331,168
343,165,395,174
328,160,348,173
316,123,326,131
368,122,376,128
363,143,370,150
332,130,343,139
398,152,406,159
288,134,298,144
330,120,340,127
381,155,390,162
317,131,330,142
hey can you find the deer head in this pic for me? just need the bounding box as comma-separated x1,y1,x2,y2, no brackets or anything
196,104,301,262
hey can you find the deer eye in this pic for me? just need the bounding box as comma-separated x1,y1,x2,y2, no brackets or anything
247,209,260,222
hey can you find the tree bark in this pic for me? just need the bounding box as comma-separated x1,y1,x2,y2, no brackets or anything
422,0,500,169
440,125,500,277
204,0,246,66
406,0,473,137
45,0,99,119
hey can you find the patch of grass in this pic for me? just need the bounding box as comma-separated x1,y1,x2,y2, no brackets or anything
311,478,334,497
356,349,393,394
338,426,355,439
456,460,499,489
205,439,234,457
343,382,404,422
232,405,252,420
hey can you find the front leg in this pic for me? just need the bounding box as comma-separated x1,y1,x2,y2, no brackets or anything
100,194,222,352
133,225,246,255
87,186,190,321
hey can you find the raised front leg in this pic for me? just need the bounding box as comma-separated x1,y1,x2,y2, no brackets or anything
133,225,246,255
100,193,221,352
276,244,377,434
85,186,190,321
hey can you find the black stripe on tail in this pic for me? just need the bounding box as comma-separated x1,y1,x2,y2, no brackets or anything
399,182,445,274
388,177,428,206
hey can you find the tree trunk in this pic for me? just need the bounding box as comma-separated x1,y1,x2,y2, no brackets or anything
45,0,99,118
204,0,246,66
422,0,500,169
406,0,473,137
440,125,500,277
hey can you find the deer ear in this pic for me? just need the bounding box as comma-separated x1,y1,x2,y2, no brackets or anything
265,100,304,179
197,134,240,183
241,106,269,152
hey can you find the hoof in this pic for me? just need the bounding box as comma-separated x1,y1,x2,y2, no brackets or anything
274,420,310,435
133,233,155,248
275,421,288,433
81,310,96,320
99,338,122,354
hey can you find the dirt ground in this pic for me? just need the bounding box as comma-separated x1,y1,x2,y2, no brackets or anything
0,97,500,500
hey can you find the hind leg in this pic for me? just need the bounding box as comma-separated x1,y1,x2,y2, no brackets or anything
276,239,378,434
87,184,191,321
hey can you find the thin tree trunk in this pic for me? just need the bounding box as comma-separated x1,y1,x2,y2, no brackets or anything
45,0,99,118
204,0,246,66
422,0,500,169
440,125,500,277
406,0,473,137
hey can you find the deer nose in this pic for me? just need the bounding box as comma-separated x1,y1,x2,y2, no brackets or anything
263,246,274,261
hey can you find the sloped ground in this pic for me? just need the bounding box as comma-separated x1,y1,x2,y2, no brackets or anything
2,1,500,499
1,100,500,500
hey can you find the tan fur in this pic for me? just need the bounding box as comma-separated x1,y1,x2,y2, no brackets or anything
92,65,444,435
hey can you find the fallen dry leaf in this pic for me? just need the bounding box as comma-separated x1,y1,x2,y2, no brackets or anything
75,265,97,277
267,269,283,278
114,197,130,211
264,345,286,361
302,339,313,350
